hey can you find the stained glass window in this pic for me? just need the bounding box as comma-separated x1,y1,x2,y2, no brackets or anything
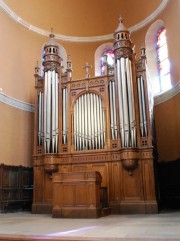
156,28,171,94
100,49,114,75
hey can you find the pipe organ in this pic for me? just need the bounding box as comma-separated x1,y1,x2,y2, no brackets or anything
33,18,157,216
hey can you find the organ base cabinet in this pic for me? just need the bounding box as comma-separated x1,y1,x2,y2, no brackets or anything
52,171,102,218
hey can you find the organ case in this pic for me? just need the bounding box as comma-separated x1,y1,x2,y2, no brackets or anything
32,18,158,215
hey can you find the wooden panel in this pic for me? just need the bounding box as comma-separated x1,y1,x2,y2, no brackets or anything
0,164,33,213
122,167,143,200
72,164,88,172
52,171,102,218
33,167,43,202
44,174,53,202
75,184,88,205
111,162,121,202
62,185,75,206
142,161,156,200
91,163,108,187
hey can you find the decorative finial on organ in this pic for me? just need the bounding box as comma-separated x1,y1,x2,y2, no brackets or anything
140,43,146,58
83,62,92,79
66,55,72,80
115,15,128,33
50,27,54,38
35,61,40,75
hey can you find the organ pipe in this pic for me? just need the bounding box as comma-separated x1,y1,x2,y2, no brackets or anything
117,59,125,147
137,76,147,137
116,57,136,148
55,73,59,153
74,93,105,151
109,80,118,140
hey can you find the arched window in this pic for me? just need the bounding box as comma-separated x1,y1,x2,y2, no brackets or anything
156,28,171,93
145,20,172,96
94,43,113,76
100,49,114,75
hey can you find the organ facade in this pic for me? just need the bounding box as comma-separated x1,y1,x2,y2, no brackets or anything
32,18,158,216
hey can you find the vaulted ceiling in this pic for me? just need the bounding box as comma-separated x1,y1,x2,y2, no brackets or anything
3,0,164,37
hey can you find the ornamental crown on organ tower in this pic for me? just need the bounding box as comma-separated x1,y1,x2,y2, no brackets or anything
33,18,157,216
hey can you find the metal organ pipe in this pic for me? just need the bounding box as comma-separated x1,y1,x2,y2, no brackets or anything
137,76,147,137
116,57,137,148
51,70,56,153
38,92,42,146
74,93,105,151
44,72,47,153
109,80,118,140
125,58,136,147
55,73,59,152
42,70,59,154
116,59,125,147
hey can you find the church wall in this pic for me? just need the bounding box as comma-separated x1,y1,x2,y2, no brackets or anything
0,0,180,167
0,102,34,166
154,92,180,162
130,0,180,162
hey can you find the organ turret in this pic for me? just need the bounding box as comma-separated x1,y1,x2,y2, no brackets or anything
32,18,158,216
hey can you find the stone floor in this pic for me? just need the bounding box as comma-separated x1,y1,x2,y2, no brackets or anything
0,210,180,240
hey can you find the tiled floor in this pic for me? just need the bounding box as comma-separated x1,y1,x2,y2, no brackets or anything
0,210,180,240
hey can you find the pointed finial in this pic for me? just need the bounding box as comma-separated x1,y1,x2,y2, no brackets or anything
35,61,40,75
119,16,123,23
50,27,54,38
67,54,71,62
115,15,128,32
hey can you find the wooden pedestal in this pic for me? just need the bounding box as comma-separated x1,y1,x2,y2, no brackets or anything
52,171,102,218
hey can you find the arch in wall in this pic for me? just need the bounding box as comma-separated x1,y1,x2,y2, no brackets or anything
94,42,113,76
145,19,169,95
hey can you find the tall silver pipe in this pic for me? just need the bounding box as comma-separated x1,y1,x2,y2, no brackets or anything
128,60,136,146
62,87,66,144
137,77,144,136
75,98,79,150
84,94,88,149
51,70,56,153
81,95,85,150
140,76,147,137
117,59,125,147
46,71,52,153
41,93,44,144
126,58,135,146
121,57,129,147
74,100,77,150
109,81,114,140
87,93,92,149
96,95,101,148
44,72,47,153
55,73,59,152
79,96,82,150
99,95,104,147
90,93,95,149
112,81,118,139
93,94,98,149
38,92,42,146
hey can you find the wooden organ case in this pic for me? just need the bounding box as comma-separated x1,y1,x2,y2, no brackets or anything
32,18,158,216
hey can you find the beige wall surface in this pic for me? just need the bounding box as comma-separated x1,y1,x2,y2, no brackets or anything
154,92,180,162
0,0,179,166
0,102,34,166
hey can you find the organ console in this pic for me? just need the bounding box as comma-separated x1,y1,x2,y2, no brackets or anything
32,17,158,216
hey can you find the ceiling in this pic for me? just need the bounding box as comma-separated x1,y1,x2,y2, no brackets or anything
3,0,164,38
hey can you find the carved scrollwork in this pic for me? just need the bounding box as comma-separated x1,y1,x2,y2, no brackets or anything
115,48,132,59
